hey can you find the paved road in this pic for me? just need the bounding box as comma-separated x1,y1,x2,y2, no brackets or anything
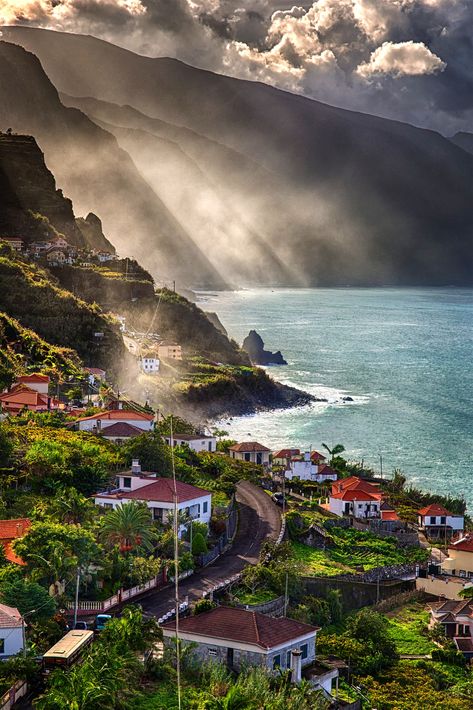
139,481,282,618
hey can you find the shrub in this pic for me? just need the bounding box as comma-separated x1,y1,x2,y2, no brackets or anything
191,533,208,556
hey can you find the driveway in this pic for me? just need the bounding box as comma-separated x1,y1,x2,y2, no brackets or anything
139,481,282,618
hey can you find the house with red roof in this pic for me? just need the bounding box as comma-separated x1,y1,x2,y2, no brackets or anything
75,408,154,433
0,519,30,565
14,373,50,394
228,442,271,466
441,534,473,579
284,450,338,483
418,504,464,538
94,460,211,531
272,448,301,466
0,383,62,415
0,604,25,658
429,599,473,658
329,476,383,519
99,422,144,444
161,606,338,691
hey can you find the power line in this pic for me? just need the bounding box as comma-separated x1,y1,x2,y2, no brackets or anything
170,416,182,710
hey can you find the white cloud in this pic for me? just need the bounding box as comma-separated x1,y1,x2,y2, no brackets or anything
357,40,446,77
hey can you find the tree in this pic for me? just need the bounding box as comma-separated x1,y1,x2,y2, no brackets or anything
0,578,56,620
100,502,156,554
122,432,172,475
322,442,345,464
101,605,161,653
156,415,196,436
0,423,13,469
34,487,95,525
326,589,343,625
192,532,208,555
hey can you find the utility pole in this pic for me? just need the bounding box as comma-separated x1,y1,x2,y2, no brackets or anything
284,571,289,617
73,568,80,629
380,454,383,479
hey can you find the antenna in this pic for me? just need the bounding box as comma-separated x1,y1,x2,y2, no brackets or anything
170,416,182,710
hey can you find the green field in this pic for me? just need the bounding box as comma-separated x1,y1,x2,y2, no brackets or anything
291,542,354,576
385,603,435,655
233,588,278,605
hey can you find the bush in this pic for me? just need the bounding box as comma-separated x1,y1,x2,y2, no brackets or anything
191,533,208,556
193,599,217,615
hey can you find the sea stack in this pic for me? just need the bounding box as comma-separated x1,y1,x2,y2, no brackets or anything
242,330,287,366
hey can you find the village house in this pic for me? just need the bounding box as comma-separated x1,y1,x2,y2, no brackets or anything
94,460,211,532
84,367,106,385
418,504,464,538
45,246,67,265
442,534,473,579
328,476,382,519
284,452,338,483
13,373,50,394
99,422,144,445
157,342,182,360
0,377,63,415
0,604,25,658
0,519,30,565
140,352,160,375
429,599,473,658
0,236,24,251
164,433,217,453
162,606,338,693
96,251,115,263
228,442,271,466
272,449,300,467
74,409,155,433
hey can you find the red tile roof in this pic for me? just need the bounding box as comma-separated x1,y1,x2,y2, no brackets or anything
100,422,143,438
17,374,50,383
310,451,327,461
77,409,154,422
229,442,271,452
0,519,31,565
273,448,300,459
97,478,210,504
330,476,382,502
162,606,318,649
381,510,400,522
317,464,338,477
0,604,23,629
418,504,452,517
449,535,473,553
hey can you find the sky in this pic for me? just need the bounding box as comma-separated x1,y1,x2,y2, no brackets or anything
1,0,472,135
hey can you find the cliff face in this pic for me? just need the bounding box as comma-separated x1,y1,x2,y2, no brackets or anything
0,133,84,246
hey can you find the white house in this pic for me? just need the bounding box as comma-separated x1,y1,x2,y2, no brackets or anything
284,453,338,483
164,434,217,453
329,477,382,519
418,504,464,538
13,373,50,395
94,461,211,531
0,236,23,252
140,352,160,374
228,442,271,466
162,606,337,693
75,409,154,432
100,423,144,444
0,604,24,658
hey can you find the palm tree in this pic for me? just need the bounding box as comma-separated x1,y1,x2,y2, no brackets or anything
100,501,155,553
322,442,345,464
49,487,95,524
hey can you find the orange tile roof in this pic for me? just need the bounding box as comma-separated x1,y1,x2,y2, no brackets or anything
96,478,210,504
162,606,318,649
330,476,382,502
0,519,30,565
449,535,473,553
18,374,50,383
381,510,400,522
273,448,300,459
418,504,452,517
229,442,271,452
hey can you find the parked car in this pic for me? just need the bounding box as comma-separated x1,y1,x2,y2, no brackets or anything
271,492,285,506
93,614,112,632
73,621,88,630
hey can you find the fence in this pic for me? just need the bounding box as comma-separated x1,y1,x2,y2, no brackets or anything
65,570,167,615
198,499,238,567
0,681,28,710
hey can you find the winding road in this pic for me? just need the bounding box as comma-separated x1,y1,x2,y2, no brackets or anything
140,481,282,618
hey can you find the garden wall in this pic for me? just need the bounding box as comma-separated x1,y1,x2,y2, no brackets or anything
301,577,415,611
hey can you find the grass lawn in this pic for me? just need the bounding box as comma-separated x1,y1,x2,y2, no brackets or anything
134,683,179,709
291,541,354,576
385,602,435,655
233,588,278,605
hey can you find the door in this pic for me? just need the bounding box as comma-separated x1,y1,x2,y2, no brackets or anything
227,647,234,668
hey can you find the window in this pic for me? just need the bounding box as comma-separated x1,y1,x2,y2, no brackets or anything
244,453,251,462
286,650,292,667
441,516,446,525
208,648,217,657
430,516,436,525
273,654,281,670
103,503,113,509
256,452,262,465
203,501,208,514
208,442,212,451
0,639,4,654
123,477,131,489
301,644,308,660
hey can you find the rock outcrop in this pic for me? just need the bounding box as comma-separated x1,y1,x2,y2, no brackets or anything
242,330,287,366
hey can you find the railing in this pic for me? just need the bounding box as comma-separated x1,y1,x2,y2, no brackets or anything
65,571,166,615
0,681,28,710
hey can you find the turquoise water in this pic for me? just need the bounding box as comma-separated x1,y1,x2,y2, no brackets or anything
200,288,473,507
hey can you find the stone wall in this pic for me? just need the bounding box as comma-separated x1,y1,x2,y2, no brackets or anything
301,577,415,611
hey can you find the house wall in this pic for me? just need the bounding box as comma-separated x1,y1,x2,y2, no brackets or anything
17,380,49,395
442,550,473,577
416,575,470,600
0,627,23,657
231,451,271,465
420,514,464,531
95,494,212,528
286,461,318,481
165,437,217,453
79,418,153,432
329,497,380,518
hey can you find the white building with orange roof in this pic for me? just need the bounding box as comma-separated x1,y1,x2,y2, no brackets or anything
418,504,464,537
329,476,383,519
13,373,50,394
75,409,155,433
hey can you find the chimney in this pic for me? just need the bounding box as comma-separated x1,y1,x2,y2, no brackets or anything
291,648,302,683
118,401,123,410
131,459,141,474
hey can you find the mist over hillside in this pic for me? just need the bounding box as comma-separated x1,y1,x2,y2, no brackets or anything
2,26,473,286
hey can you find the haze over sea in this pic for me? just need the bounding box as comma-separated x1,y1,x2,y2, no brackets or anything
202,288,473,508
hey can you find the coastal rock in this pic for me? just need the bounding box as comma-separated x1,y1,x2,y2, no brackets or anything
242,330,287,366
342,396,354,402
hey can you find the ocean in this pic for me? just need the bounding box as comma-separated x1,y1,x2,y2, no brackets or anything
199,288,473,508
